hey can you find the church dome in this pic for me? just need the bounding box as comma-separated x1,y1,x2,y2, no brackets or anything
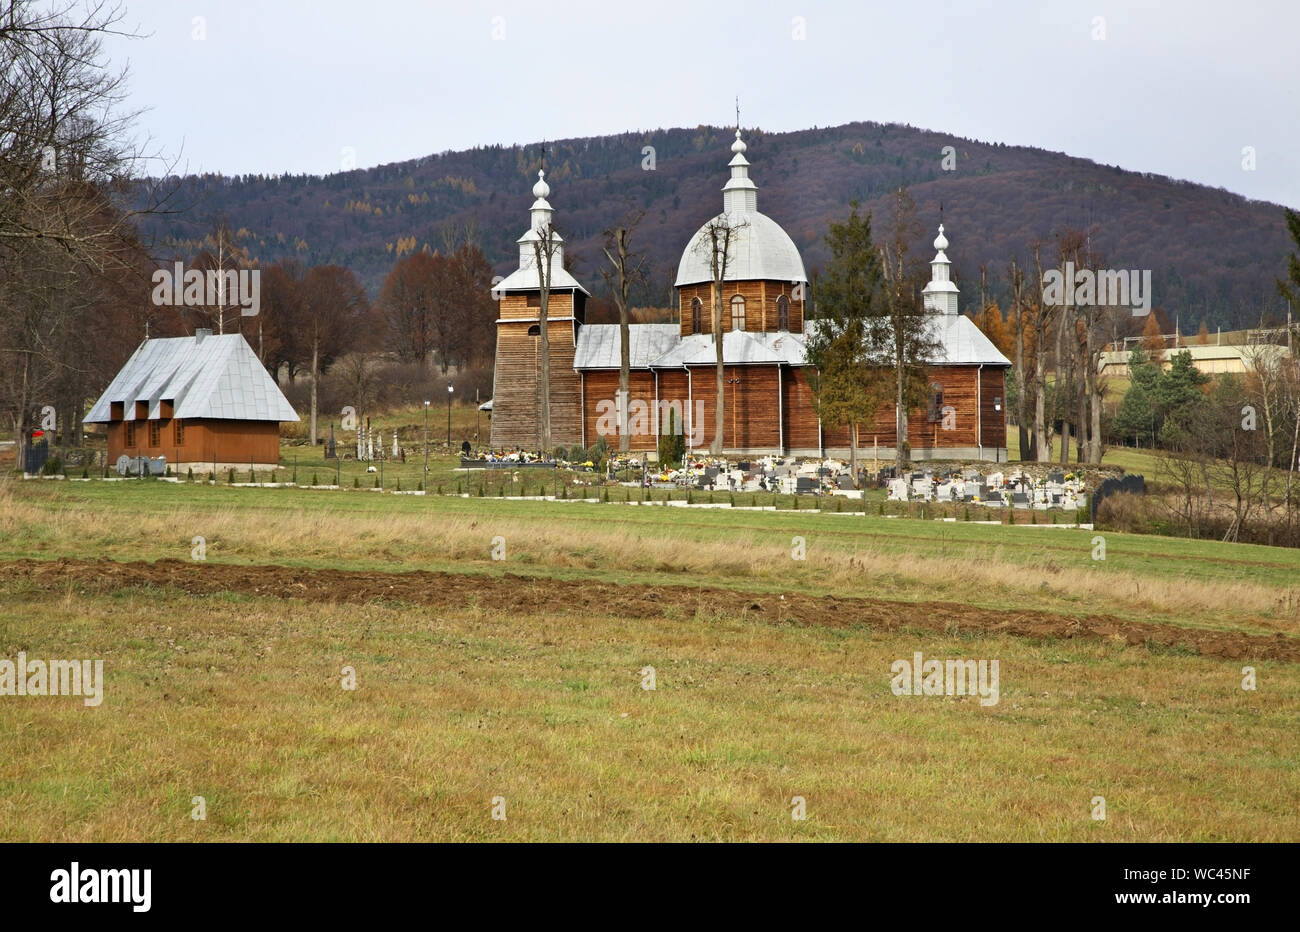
675,212,807,287
674,130,807,288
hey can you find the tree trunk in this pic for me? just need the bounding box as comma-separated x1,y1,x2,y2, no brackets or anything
310,339,319,446
712,280,724,454
1033,341,1046,461
1015,313,1030,460
618,305,630,453
895,359,908,467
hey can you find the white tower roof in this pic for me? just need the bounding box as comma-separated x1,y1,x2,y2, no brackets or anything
493,168,590,295
675,129,807,287
921,222,960,315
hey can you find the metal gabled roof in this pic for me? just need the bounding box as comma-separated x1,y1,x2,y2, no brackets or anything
927,314,1012,366
573,323,681,369
85,333,299,423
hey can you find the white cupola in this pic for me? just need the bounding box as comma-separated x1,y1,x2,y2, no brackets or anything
921,223,960,315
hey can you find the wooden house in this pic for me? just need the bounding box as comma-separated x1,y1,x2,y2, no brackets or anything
85,330,299,470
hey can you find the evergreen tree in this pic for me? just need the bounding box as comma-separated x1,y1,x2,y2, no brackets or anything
805,201,889,478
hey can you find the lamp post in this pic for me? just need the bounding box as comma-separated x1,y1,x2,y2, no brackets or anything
423,400,430,474
447,384,454,447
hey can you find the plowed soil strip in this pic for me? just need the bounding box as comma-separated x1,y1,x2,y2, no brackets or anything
4,557,1297,662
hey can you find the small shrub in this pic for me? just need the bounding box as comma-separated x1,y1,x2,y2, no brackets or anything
42,455,62,476
187,467,194,481
602,487,609,502
353,476,360,488
375,476,381,489
208,471,215,483
396,479,402,491
417,480,423,491
82,466,89,479
228,468,236,484
312,473,319,486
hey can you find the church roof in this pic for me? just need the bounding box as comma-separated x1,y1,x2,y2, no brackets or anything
674,130,807,288
571,315,1009,370
572,323,681,368
86,332,299,423
495,169,591,296
927,314,1011,365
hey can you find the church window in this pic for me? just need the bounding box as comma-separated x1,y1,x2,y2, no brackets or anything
691,297,702,334
730,295,746,331
527,324,540,336
927,383,944,421
777,295,790,331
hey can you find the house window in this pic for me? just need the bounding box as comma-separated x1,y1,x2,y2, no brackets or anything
526,294,540,308
125,421,136,447
691,297,702,333
527,324,541,336
174,419,185,447
730,295,746,331
777,294,790,331
927,383,944,421
149,420,162,447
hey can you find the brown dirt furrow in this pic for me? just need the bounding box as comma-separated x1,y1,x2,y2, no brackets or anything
3,557,1297,663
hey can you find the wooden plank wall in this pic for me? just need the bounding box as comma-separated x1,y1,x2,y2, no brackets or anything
490,316,582,449
681,364,782,450
815,365,1008,453
677,280,806,337
108,419,281,466
580,369,659,451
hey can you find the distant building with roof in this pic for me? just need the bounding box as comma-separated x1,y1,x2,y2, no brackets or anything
489,129,1011,460
85,330,298,470
1098,342,1290,377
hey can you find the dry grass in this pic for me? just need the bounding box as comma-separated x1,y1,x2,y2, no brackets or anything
1,588,1295,842
2,482,1298,638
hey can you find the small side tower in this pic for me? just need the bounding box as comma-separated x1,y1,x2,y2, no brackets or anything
489,170,589,450
921,223,960,316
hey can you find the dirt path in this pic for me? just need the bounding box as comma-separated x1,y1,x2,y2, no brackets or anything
3,557,1297,662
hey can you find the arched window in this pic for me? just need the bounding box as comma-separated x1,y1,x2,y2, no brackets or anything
927,382,944,421
691,297,702,334
777,294,790,331
527,324,540,337
730,295,746,332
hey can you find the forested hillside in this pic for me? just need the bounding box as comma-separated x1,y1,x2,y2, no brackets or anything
142,121,1294,331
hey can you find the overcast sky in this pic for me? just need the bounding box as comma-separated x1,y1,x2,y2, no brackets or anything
104,0,1299,207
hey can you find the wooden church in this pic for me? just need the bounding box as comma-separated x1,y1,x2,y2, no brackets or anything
489,131,1010,461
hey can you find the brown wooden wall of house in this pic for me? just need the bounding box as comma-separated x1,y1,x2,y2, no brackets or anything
815,365,1008,452
678,364,782,450
107,418,281,466
498,290,580,322
490,317,582,449
580,369,659,450
783,367,822,451
677,280,805,337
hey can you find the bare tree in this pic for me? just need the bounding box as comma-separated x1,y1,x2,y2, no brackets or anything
694,216,746,454
1007,259,1032,459
601,209,648,452
301,266,368,445
532,220,562,453
875,188,935,467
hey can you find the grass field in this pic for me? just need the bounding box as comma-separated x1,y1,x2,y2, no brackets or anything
1,477,1297,841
